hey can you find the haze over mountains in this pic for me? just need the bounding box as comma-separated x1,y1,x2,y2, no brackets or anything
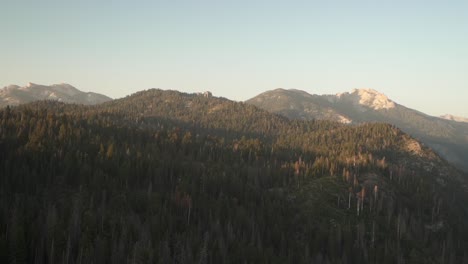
0,82,111,107
247,88,468,171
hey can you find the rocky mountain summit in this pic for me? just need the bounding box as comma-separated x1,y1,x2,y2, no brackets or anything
336,88,396,111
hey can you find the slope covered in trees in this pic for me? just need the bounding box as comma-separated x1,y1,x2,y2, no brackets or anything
1,89,468,263
247,88,468,171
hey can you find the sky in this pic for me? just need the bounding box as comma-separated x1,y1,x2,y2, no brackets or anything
2,0,468,117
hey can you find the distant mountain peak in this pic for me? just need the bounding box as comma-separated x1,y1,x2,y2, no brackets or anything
440,114,468,123
52,82,74,88
0,82,112,107
351,88,382,94
337,88,395,110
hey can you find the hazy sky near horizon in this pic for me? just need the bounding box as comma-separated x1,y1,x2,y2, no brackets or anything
2,0,468,116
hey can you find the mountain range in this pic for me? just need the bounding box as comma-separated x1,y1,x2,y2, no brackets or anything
1,83,467,171
247,88,468,171
0,82,111,107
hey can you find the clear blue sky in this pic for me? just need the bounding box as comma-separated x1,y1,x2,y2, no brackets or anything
2,0,468,116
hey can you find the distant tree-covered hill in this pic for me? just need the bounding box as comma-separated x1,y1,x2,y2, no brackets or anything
1,89,468,263
247,88,468,171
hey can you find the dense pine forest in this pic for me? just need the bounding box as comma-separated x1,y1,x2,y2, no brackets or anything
1,89,468,263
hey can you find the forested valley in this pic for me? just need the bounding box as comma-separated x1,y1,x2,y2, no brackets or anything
1,89,468,263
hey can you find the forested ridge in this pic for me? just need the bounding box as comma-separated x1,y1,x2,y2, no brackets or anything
1,89,468,263
247,88,468,172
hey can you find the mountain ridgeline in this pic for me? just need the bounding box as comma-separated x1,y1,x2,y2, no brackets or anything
0,83,112,107
247,88,468,171
1,88,468,263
